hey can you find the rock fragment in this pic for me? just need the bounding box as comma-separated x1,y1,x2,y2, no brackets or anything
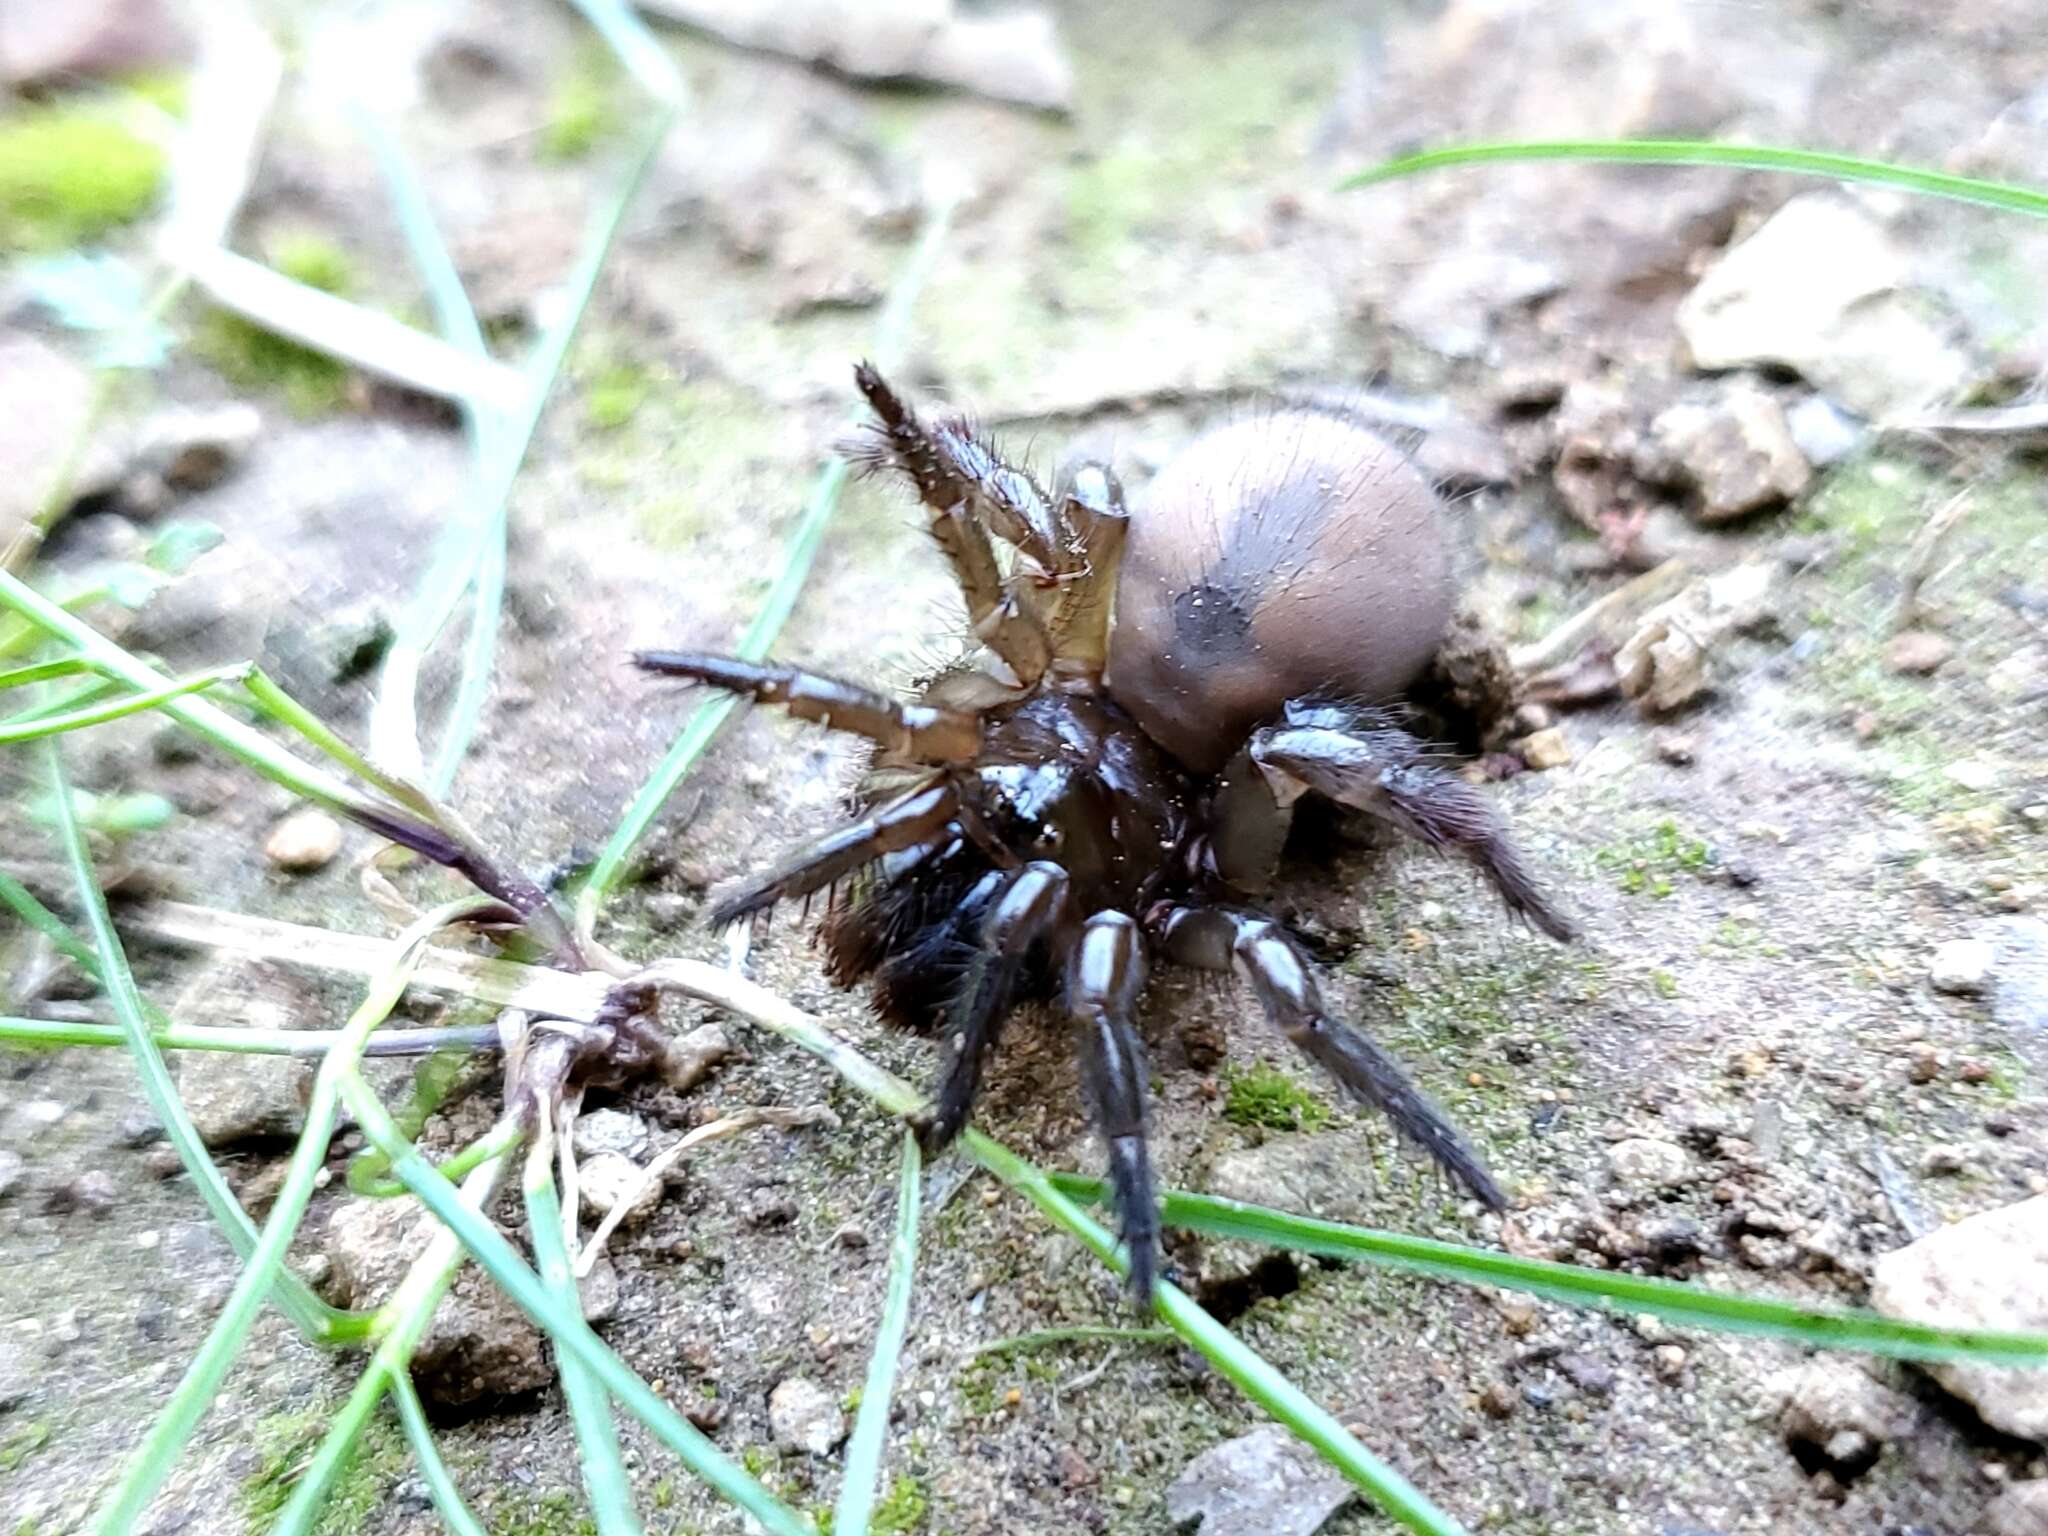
1165,1425,1352,1536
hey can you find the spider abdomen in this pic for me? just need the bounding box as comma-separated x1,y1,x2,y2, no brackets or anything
1106,410,1454,773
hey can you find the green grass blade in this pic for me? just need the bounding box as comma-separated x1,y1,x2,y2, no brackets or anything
90,896,495,1535
0,657,95,690
271,1148,514,1536
389,1373,488,1536
30,762,362,1345
344,1078,813,1535
0,867,101,972
0,663,247,742
1340,139,2048,218
0,570,406,820
967,1132,1465,1536
835,1131,922,1536
1048,1176,2048,1369
578,195,957,927
526,1134,642,1536
0,1015,497,1057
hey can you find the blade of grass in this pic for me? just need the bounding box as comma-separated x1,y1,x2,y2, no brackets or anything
0,1014,499,1057
526,1126,643,1536
0,663,248,743
966,1130,1464,1536
389,1372,488,1536
0,657,96,690
1049,1176,2048,1369
342,1074,812,1536
270,1147,514,1536
0,570,410,820
835,1131,921,1536
1340,139,2048,218
34,758,362,1346
90,894,498,1535
577,192,958,932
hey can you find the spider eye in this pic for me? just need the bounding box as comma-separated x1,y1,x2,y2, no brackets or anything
1031,822,1063,852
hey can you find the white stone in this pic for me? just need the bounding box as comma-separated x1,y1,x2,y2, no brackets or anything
578,1151,661,1226
767,1376,844,1456
1930,938,1995,996
1604,1137,1693,1192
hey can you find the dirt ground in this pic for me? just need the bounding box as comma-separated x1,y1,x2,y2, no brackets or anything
4,1,2047,1533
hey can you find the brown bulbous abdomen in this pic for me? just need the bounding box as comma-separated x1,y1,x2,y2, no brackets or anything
1105,409,1455,774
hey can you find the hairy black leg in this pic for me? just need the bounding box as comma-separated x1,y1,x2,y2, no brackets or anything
1153,904,1506,1209
849,364,1057,683
1067,910,1157,1297
920,860,1069,1154
634,651,982,765
709,781,958,928
1249,705,1574,941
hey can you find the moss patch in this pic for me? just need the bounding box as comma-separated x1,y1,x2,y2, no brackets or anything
1596,818,1711,899
1222,1063,1333,1132
239,1411,404,1533
540,49,622,162
195,233,359,415
0,103,165,253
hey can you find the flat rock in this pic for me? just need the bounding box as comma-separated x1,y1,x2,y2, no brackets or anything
0,0,189,87
325,1196,549,1407
1165,1425,1352,1536
1870,1195,2048,1439
1677,193,1973,418
0,335,97,552
1649,386,1811,522
0,1148,23,1202
573,1108,651,1160
171,960,318,1146
1988,1480,2048,1536
1993,917,2048,1043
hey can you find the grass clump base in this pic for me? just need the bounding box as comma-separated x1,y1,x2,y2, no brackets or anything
1223,1062,1334,1132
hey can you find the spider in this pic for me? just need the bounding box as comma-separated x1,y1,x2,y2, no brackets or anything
635,364,1574,1295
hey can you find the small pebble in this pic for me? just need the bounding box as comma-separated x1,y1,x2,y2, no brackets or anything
1478,1381,1517,1418
1652,1344,1688,1382
1919,1145,1967,1177
144,1146,183,1179
1885,630,1954,676
264,809,343,873
831,1224,868,1249
0,1149,24,1200
1929,938,1994,995
1517,727,1573,771
1655,732,1697,766
1908,1048,1943,1084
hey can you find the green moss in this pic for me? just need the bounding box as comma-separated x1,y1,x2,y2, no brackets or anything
871,1475,930,1533
493,1490,599,1536
540,50,620,161
0,103,165,253
1650,969,1679,1000
194,232,358,415
240,1412,404,1533
1596,819,1710,898
1222,1063,1332,1132
0,1420,49,1474
586,361,653,431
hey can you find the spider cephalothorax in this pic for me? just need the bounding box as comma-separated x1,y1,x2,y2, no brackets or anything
635,364,1573,1295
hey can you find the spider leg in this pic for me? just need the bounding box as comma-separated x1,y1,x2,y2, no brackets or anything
850,363,1055,685
1153,904,1506,1209
634,651,982,765
708,781,959,928
1041,462,1130,688
1067,909,1158,1297
1249,706,1574,941
920,860,1068,1154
